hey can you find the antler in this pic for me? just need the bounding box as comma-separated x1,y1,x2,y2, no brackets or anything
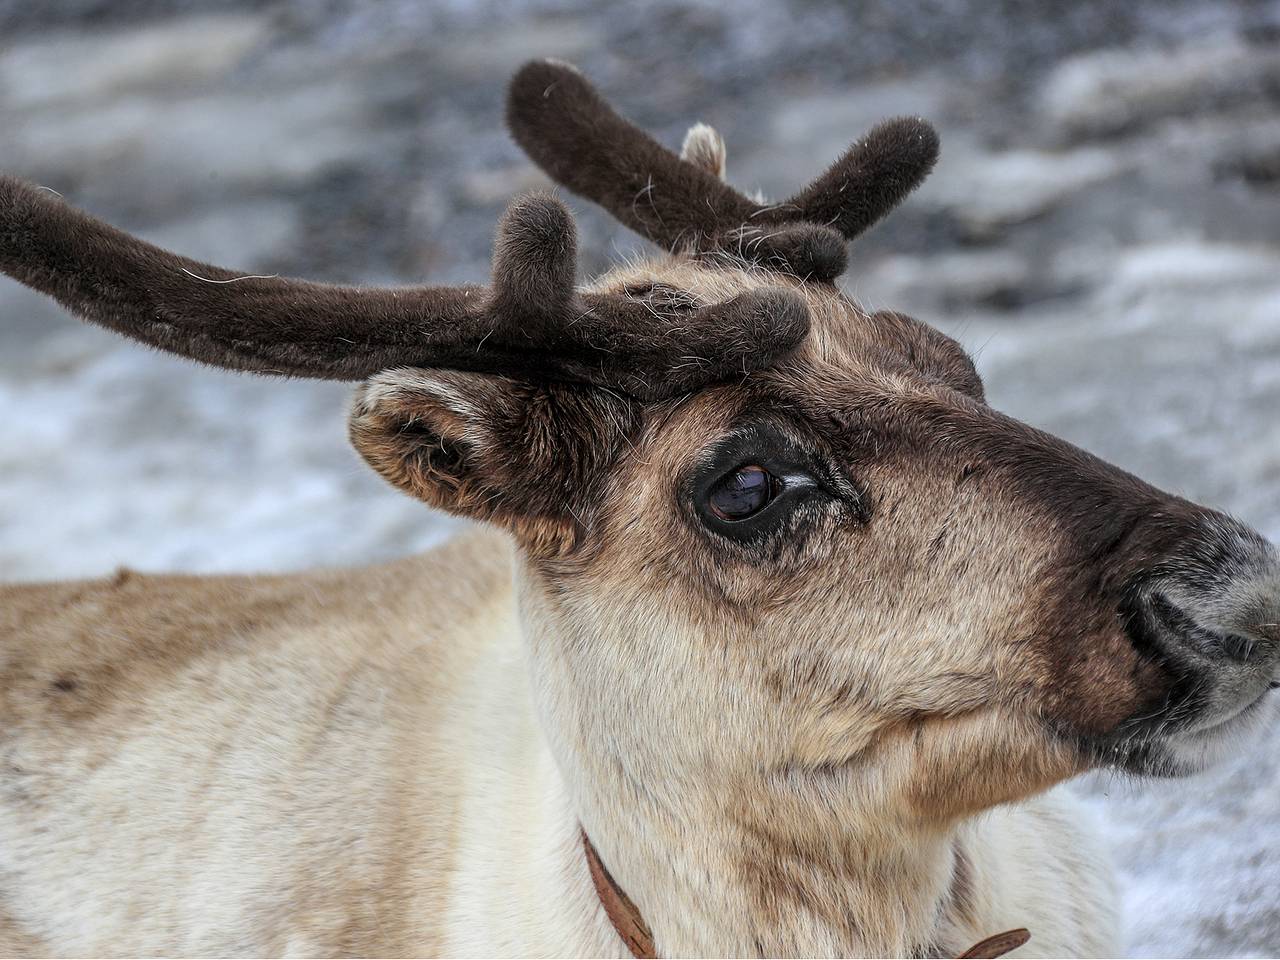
507,60,939,283
0,177,808,401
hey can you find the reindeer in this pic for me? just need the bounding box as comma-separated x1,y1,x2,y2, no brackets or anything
0,60,1276,959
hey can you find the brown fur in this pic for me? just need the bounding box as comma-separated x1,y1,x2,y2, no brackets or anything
507,61,937,283
0,183,805,400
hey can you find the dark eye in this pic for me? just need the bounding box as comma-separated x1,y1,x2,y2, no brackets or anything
707,465,778,521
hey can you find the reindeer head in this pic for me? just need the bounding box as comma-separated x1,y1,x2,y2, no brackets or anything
3,58,1276,877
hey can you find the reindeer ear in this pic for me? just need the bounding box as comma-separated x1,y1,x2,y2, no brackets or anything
349,370,638,549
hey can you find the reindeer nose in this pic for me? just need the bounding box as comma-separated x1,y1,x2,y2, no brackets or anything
1121,536,1280,692
1128,591,1272,664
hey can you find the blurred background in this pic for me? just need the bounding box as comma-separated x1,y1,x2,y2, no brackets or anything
1,1,1278,955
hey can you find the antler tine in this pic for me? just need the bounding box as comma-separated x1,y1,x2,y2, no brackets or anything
489,191,578,327
765,117,939,240
484,193,812,401
507,60,757,254
0,177,807,400
680,123,727,179
507,59,939,282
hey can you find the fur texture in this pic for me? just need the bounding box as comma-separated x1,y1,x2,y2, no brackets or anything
0,181,806,401
680,123,727,178
506,59,936,281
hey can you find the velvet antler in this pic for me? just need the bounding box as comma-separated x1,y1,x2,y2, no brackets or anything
0,177,807,401
507,60,939,283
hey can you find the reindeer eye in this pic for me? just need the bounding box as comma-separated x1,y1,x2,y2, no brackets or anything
689,424,837,542
707,465,778,521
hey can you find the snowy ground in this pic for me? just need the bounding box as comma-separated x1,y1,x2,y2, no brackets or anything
2,2,1279,955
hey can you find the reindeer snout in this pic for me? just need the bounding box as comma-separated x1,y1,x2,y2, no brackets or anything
1120,525,1280,730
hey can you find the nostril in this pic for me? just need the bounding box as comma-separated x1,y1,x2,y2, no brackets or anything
1145,592,1258,663
1147,593,1200,641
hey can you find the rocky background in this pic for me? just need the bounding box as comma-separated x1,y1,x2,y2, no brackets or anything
2,1,1279,955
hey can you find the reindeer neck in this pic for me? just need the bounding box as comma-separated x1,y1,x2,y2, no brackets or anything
573,770,965,958
512,566,973,957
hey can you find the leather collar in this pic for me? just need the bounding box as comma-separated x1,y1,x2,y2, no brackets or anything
581,830,1030,959
583,829,656,957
